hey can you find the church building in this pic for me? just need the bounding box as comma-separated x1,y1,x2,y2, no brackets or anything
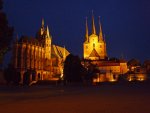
83,13,128,82
83,14,107,60
12,19,69,84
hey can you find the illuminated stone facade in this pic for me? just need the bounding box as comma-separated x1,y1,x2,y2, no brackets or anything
12,19,69,84
83,15,107,60
83,14,128,82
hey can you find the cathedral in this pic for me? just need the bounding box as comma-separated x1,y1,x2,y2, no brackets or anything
12,14,128,84
83,15,107,60
12,19,69,84
83,13,128,82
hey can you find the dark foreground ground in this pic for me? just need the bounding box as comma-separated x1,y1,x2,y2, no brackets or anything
0,82,150,113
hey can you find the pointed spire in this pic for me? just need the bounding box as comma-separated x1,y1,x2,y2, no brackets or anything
42,18,44,27
98,16,103,41
92,10,96,34
46,25,50,38
85,17,89,42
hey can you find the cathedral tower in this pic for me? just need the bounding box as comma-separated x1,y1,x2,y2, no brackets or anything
83,14,107,60
37,19,52,59
44,25,52,59
40,18,45,36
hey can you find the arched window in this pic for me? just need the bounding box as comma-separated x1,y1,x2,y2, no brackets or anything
86,46,88,49
93,43,95,48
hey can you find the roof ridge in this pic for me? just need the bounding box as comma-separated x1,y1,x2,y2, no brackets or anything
89,48,100,58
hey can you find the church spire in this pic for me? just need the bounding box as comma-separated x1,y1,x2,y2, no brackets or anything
98,16,103,41
85,17,89,42
46,25,50,38
92,11,96,34
42,18,44,27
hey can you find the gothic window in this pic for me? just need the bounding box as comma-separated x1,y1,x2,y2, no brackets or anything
100,45,102,48
86,46,88,49
93,43,95,48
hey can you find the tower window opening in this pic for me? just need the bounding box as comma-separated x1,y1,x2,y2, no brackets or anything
93,43,95,48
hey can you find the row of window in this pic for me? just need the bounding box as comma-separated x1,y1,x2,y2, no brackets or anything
86,45,103,49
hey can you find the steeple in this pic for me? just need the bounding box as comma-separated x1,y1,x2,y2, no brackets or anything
39,18,45,36
98,16,103,41
92,11,96,35
85,17,89,42
46,25,50,38
42,18,44,28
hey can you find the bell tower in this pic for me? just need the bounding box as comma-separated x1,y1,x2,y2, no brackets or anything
83,13,107,60
44,25,52,59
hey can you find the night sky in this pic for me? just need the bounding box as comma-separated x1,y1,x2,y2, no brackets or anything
3,0,150,62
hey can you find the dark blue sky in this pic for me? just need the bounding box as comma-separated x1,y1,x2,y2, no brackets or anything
3,0,150,62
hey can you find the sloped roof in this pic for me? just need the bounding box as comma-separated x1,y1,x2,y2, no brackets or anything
19,36,39,44
89,49,100,58
51,45,70,59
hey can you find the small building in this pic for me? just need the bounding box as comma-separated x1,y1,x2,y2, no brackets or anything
127,67,147,81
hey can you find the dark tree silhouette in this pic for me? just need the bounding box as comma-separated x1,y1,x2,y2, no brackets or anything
12,71,21,85
3,64,20,85
127,58,141,72
143,60,150,73
0,0,2,10
4,64,13,84
23,70,31,85
63,54,86,84
0,0,14,65
143,60,150,66
127,58,141,67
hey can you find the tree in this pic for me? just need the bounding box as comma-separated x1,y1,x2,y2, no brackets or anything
143,60,150,73
3,63,21,85
23,70,31,85
127,58,141,67
4,64,13,84
85,63,99,83
0,0,14,65
127,58,141,72
0,0,2,10
63,54,86,84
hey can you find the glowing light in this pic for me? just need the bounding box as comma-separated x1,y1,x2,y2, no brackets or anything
136,74,146,81
128,76,133,81
138,78,145,81
109,79,116,82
